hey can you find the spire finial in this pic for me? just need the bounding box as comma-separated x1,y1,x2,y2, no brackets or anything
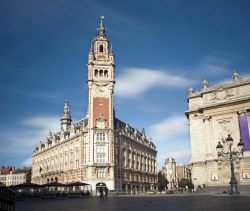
202,79,208,90
188,86,193,95
61,99,72,130
100,15,104,28
64,99,69,114
232,70,239,81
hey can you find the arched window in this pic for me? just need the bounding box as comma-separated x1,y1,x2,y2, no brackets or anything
104,70,108,77
95,69,98,77
99,69,103,77
99,44,103,53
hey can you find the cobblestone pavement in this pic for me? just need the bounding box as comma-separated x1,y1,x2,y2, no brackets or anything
16,195,250,211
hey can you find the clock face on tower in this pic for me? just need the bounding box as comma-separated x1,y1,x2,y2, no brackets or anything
95,85,108,97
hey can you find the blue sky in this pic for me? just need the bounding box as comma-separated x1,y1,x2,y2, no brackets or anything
1,0,250,169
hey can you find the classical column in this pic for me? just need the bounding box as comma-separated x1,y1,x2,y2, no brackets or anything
238,111,250,150
204,116,213,159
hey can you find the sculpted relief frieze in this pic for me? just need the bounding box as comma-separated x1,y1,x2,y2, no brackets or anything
203,87,240,104
218,119,232,139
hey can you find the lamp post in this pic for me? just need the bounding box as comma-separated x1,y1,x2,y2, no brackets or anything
216,134,244,195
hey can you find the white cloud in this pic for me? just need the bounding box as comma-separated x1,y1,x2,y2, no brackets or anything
156,149,191,170
114,54,234,99
115,68,194,98
0,116,60,155
22,158,32,167
148,114,189,143
22,116,60,131
148,114,191,168
167,149,191,160
197,55,231,75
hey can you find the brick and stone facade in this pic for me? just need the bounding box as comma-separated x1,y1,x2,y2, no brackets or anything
31,20,157,194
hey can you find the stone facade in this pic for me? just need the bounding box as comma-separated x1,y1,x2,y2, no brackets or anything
31,21,157,194
0,168,31,186
186,72,250,187
176,165,191,186
161,158,177,189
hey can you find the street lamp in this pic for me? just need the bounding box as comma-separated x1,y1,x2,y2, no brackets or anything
216,134,244,195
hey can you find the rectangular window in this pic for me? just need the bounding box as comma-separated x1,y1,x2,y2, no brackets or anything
96,145,105,153
96,155,105,164
96,133,105,141
97,169,105,178
76,150,79,159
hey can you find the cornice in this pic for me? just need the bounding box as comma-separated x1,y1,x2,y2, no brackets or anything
186,95,250,114
188,77,250,100
32,132,86,157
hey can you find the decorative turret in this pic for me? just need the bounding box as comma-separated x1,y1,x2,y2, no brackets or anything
232,70,239,81
142,128,146,139
61,99,72,130
188,86,193,95
202,79,208,91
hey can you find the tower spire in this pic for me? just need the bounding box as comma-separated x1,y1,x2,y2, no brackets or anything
100,15,104,28
61,99,72,130
97,16,106,37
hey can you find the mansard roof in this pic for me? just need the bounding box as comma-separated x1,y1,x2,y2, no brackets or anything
33,117,88,154
114,118,156,150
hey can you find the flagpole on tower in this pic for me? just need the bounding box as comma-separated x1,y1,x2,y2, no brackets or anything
100,15,104,27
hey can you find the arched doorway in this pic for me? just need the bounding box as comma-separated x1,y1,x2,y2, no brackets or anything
96,182,107,196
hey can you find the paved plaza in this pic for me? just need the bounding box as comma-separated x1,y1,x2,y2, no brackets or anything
16,195,250,211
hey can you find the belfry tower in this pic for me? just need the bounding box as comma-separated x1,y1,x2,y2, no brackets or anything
86,17,116,188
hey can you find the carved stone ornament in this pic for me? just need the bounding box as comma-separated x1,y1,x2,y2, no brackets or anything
218,119,232,139
204,87,239,104
96,114,106,129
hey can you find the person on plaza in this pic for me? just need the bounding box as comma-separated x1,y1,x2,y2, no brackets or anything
99,188,104,200
104,188,108,199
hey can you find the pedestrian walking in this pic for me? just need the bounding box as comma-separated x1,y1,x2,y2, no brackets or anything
99,188,104,200
104,188,108,199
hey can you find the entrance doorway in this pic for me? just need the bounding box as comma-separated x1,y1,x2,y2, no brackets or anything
96,182,107,196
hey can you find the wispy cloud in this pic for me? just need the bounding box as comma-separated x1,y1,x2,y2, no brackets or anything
197,55,231,76
167,149,191,161
28,92,61,99
148,114,189,143
0,116,60,155
147,114,190,168
115,53,235,98
22,116,60,130
22,158,32,167
116,68,194,98
157,149,191,168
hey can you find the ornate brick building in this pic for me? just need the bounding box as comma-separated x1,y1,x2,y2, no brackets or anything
31,20,157,194
186,72,250,187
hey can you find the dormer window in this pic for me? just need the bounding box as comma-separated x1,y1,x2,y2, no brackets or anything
99,44,103,53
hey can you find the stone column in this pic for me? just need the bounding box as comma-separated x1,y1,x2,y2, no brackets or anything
204,116,213,159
